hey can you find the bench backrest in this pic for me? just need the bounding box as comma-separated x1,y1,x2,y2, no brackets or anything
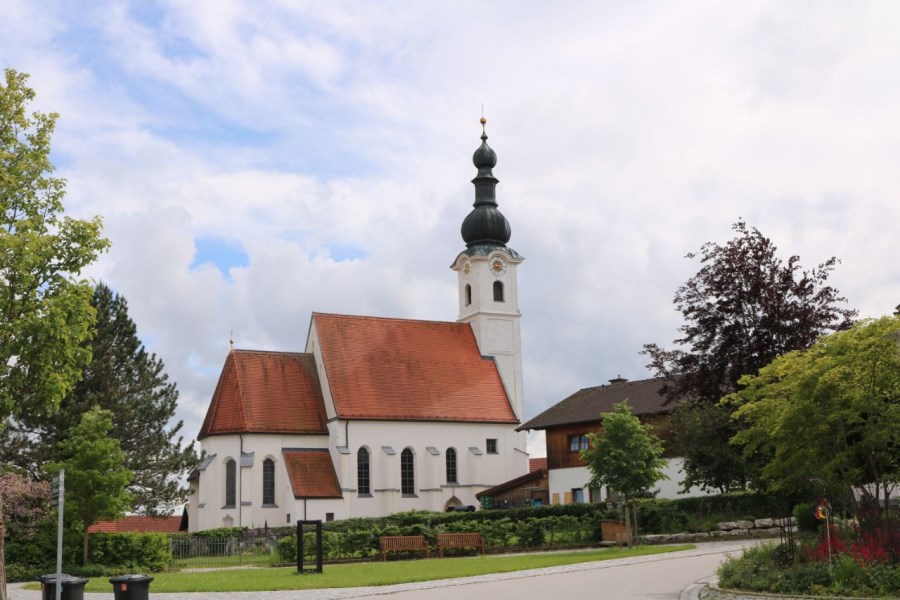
380,535,427,549
437,533,483,545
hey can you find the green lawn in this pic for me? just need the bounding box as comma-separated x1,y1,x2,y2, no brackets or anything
70,545,694,592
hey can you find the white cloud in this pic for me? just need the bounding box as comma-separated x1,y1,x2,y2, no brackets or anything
4,0,899,450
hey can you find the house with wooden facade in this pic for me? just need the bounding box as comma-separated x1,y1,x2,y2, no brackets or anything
518,377,712,504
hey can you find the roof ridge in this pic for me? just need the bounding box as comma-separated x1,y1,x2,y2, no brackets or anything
231,349,312,356
578,376,664,391
313,312,468,327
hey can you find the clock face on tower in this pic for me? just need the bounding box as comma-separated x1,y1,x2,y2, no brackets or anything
490,257,507,276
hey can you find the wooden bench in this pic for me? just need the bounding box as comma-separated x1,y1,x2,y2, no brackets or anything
437,532,485,557
379,535,430,561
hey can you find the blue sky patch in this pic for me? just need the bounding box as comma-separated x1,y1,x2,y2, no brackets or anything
192,237,249,279
327,243,367,262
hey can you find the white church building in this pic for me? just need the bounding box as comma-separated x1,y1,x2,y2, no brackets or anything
187,121,530,530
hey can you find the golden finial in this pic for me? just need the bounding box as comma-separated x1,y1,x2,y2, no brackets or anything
229,330,234,349
480,105,487,132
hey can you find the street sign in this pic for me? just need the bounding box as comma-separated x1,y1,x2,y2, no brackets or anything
51,474,61,502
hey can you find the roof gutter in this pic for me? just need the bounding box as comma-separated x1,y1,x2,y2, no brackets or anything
238,434,243,530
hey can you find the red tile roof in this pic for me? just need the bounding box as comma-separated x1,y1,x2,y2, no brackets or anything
88,515,183,534
313,313,518,423
282,449,343,499
199,350,328,439
529,457,548,472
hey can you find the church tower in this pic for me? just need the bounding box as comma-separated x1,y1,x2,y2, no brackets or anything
452,119,525,422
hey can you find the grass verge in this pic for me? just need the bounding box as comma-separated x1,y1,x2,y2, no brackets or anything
62,545,694,592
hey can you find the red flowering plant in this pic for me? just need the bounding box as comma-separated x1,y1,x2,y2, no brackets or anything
853,496,899,566
803,523,847,562
850,528,890,565
803,517,899,567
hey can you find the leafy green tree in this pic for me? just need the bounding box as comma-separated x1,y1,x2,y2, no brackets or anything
48,408,132,564
729,316,900,510
582,402,667,543
665,402,750,493
2,283,197,513
643,220,855,491
0,68,109,422
1,67,108,600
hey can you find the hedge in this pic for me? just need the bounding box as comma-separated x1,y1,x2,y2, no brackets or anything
88,532,172,572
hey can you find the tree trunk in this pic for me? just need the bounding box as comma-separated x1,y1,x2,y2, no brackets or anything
623,497,632,547
83,528,89,565
633,501,639,546
1,489,7,600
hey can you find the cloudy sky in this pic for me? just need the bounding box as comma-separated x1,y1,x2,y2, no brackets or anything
3,1,899,457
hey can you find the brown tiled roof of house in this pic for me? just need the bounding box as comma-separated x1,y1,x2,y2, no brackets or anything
313,313,518,423
518,377,672,431
529,457,548,472
476,468,546,499
198,350,328,439
87,515,183,534
282,449,343,499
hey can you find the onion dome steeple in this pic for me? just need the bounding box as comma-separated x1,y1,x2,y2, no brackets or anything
461,118,512,249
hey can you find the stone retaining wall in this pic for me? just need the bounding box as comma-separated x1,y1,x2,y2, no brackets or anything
640,517,797,544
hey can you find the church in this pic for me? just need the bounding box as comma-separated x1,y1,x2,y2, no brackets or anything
187,121,529,530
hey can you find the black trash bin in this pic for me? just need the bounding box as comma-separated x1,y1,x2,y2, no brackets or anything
38,574,89,600
109,574,154,600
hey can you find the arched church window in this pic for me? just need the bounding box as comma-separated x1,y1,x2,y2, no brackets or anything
446,447,457,484
262,458,275,505
465,284,472,306
358,447,371,495
493,280,504,302
401,448,415,496
224,459,236,507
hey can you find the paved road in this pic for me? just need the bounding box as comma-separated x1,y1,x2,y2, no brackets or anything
9,540,757,600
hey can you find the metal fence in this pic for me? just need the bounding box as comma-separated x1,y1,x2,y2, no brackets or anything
167,515,600,569
169,530,292,568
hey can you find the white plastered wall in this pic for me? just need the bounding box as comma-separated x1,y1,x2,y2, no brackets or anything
191,420,529,529
548,458,714,506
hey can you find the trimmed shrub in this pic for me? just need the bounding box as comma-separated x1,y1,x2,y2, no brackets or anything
5,563,45,583
516,520,546,547
276,534,296,563
88,532,172,572
633,499,689,534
